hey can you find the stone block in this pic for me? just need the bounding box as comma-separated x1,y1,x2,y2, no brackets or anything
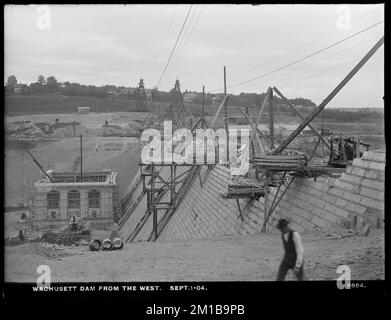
341,173,362,185
362,151,385,163
322,211,338,223
295,208,313,221
290,222,305,233
351,167,366,177
346,202,367,215
292,215,314,230
311,215,327,228
334,207,350,218
360,197,384,211
335,198,348,208
352,158,370,168
307,197,326,209
334,179,354,192
321,193,338,204
342,191,362,203
324,202,338,214
313,207,329,219
364,169,379,180
361,179,384,191
368,161,385,171
328,187,344,197
360,187,384,201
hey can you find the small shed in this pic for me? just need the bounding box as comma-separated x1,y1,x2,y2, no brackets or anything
78,107,90,114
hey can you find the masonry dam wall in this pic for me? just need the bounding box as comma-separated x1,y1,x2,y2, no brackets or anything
119,151,385,242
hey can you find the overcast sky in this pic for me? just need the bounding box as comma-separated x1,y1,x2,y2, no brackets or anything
4,4,384,107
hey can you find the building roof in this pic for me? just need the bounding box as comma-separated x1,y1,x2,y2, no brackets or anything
36,170,117,187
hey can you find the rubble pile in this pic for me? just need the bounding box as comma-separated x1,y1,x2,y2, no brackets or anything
5,121,49,140
41,230,81,246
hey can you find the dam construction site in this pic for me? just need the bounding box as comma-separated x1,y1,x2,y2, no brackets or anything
4,22,385,283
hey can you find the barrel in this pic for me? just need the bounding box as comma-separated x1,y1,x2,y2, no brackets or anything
101,238,113,251
111,237,123,250
89,239,102,251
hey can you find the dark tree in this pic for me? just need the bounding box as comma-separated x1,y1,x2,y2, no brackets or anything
37,75,46,86
46,76,58,93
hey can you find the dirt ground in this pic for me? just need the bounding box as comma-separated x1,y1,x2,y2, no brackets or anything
4,228,384,282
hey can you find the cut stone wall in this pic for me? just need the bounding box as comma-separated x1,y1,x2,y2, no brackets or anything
33,184,117,229
158,151,385,241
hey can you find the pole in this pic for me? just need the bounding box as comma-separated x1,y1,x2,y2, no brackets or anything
224,66,228,161
273,36,384,154
202,85,205,129
80,134,83,182
264,172,269,233
269,89,274,149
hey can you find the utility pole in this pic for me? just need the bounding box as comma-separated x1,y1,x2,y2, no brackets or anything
223,66,228,135
202,85,205,129
269,89,274,149
80,134,83,182
224,66,228,161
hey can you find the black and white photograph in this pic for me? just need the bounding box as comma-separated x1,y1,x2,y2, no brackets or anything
2,3,386,304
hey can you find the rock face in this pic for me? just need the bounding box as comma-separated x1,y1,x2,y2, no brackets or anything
119,151,385,242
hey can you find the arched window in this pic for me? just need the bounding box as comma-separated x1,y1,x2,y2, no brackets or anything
47,190,60,209
67,190,80,209
88,189,100,208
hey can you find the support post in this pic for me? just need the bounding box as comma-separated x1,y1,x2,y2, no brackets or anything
269,89,274,149
170,163,174,205
309,136,322,161
151,163,156,239
202,85,205,129
153,209,157,240
236,198,244,221
264,171,269,233
80,134,83,182
224,66,229,161
268,172,286,213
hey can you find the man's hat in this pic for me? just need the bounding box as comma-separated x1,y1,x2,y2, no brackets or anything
276,218,289,230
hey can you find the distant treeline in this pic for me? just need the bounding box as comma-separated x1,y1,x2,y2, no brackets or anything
5,74,318,108
4,75,383,122
318,108,383,122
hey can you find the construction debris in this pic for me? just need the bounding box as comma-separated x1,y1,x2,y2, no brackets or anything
225,184,265,199
88,230,124,251
253,154,308,170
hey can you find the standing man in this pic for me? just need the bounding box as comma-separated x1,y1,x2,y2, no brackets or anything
276,218,305,281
